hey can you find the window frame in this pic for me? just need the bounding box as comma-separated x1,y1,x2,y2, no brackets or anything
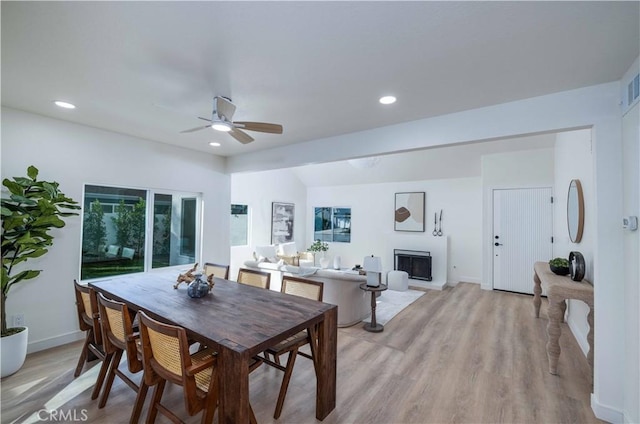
80,183,203,282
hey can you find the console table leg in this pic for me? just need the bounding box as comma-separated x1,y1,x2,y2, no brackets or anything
546,297,563,375
533,273,542,318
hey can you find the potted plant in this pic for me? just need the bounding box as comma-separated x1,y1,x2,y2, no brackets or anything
1,166,79,377
308,240,329,268
549,257,570,276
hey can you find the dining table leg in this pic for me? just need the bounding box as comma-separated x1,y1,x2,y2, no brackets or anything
315,307,338,420
218,345,251,423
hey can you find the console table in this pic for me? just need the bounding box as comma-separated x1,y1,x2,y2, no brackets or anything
533,262,594,378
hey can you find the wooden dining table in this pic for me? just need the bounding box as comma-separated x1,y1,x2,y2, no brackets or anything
89,270,337,423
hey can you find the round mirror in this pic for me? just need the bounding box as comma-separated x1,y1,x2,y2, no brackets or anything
567,179,584,243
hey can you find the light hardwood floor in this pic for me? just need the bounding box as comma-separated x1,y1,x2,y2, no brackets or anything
1,283,601,423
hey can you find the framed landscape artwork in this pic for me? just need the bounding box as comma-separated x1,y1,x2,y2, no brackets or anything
394,192,425,232
271,202,295,244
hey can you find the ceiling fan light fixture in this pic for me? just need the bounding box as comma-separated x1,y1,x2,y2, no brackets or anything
209,142,221,147
379,95,396,105
211,121,233,132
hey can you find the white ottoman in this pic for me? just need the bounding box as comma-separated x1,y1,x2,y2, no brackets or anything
387,270,409,291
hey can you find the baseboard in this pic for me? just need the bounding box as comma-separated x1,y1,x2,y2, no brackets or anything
591,393,625,423
27,330,85,354
408,278,446,291
458,276,482,285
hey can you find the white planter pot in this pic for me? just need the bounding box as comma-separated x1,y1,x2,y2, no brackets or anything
1,327,28,378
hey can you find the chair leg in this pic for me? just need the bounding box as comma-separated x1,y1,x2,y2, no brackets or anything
145,380,166,424
274,349,299,419
201,367,218,424
308,326,319,377
74,332,91,377
98,350,123,408
91,352,113,400
129,379,149,424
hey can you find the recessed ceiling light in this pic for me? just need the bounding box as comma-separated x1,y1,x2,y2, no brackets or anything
209,142,221,147
54,100,76,109
379,96,396,105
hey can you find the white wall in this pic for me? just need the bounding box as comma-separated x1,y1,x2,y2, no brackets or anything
553,129,594,357
229,169,307,280
1,107,231,352
621,101,639,424
307,177,483,285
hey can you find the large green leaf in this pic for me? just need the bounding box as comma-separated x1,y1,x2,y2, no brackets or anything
2,180,23,196
27,166,38,180
32,215,65,228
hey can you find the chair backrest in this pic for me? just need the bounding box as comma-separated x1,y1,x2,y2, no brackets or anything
138,311,215,416
138,311,195,388
237,268,271,290
97,292,142,373
281,276,324,301
74,280,102,345
203,262,230,280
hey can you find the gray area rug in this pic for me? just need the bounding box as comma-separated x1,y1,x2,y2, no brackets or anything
362,289,425,326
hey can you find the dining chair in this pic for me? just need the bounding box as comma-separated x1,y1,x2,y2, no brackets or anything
73,280,108,400
236,267,271,290
137,310,221,424
203,262,230,280
261,275,323,419
96,293,148,423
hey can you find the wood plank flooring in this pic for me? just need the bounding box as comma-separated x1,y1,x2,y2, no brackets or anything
1,283,601,423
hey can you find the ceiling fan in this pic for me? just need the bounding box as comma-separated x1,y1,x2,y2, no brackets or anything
180,96,283,144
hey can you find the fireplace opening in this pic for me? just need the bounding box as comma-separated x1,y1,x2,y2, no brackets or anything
394,249,432,281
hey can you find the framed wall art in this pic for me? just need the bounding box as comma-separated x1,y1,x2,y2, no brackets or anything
314,207,351,243
394,192,425,232
271,202,295,244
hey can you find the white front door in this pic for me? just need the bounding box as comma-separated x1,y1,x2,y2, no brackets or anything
493,188,553,294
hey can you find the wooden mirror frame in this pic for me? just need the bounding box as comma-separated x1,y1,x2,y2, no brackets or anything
567,179,584,243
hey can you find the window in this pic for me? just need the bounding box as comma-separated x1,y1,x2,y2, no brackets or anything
314,207,351,243
231,204,249,246
81,185,201,280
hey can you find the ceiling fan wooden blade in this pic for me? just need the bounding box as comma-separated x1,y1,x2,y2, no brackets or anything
180,125,210,133
234,121,283,134
229,128,254,144
215,96,236,121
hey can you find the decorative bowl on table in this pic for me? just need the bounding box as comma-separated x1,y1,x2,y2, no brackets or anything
549,258,570,276
187,273,210,298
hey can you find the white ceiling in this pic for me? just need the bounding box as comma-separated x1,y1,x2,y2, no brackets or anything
1,1,638,159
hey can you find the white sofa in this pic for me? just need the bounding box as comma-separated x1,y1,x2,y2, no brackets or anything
242,260,369,327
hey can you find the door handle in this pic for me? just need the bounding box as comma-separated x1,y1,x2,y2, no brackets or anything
494,242,503,246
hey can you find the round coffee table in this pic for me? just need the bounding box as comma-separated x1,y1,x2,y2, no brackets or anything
359,283,388,332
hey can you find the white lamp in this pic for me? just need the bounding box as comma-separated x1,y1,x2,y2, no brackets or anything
363,255,382,287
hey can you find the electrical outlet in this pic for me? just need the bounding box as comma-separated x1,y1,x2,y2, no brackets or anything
13,313,25,327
